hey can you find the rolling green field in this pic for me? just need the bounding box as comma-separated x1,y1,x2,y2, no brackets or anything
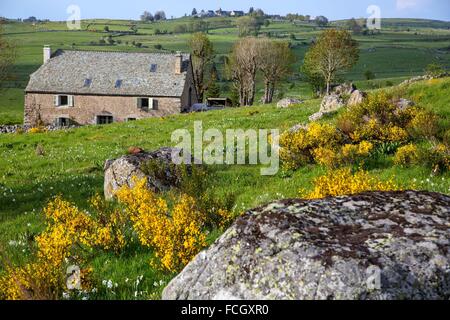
0,17,449,300
1,17,450,124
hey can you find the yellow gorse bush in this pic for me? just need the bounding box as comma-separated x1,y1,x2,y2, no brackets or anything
115,177,207,273
301,168,401,199
393,144,420,166
280,123,343,170
0,195,126,300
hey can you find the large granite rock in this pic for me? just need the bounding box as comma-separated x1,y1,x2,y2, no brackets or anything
319,93,345,114
332,83,356,96
348,90,367,107
104,147,193,199
163,191,450,300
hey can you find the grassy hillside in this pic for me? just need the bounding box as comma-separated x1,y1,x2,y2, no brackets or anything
1,17,450,124
0,77,449,299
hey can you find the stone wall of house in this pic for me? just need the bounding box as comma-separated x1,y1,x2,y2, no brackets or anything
24,93,183,126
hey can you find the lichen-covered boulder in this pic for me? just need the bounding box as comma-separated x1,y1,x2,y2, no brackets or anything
277,98,303,108
104,147,193,199
319,93,345,114
163,191,450,300
332,82,356,96
348,90,367,107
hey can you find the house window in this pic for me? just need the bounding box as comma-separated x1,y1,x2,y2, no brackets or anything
127,118,137,122
56,117,70,127
115,80,123,88
137,98,156,110
60,96,68,106
150,64,157,72
96,115,114,125
54,95,73,107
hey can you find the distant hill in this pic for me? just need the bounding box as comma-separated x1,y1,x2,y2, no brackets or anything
333,18,450,29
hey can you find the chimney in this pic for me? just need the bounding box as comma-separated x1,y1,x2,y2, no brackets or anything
43,45,52,64
175,51,183,74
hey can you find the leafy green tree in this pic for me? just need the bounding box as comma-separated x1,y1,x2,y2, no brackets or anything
303,29,359,94
206,71,221,99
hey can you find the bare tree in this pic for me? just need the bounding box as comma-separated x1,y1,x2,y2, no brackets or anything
188,32,214,102
0,22,16,88
227,37,260,106
303,29,359,94
258,39,295,103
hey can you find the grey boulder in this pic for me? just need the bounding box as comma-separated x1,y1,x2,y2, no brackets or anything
163,191,450,300
319,93,345,114
104,147,193,199
277,98,303,109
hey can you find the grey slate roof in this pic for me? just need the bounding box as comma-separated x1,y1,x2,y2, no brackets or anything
25,50,191,97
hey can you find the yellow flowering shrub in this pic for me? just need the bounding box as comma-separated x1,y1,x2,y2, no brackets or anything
115,178,208,273
337,91,439,145
340,141,374,165
28,127,47,134
312,147,339,168
393,144,420,166
301,168,401,199
0,197,101,300
427,143,450,173
280,123,343,169
407,109,440,138
383,126,409,142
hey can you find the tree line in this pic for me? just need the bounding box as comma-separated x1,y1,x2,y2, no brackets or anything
188,29,359,106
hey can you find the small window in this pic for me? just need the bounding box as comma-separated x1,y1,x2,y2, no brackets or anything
84,79,92,87
150,64,157,72
96,115,114,125
59,95,69,106
54,95,73,107
141,98,149,108
57,117,70,127
115,80,123,88
127,118,137,122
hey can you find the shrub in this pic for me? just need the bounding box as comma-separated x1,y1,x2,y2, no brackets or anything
423,143,450,174
0,196,104,300
115,178,208,272
340,141,374,165
338,92,400,142
28,127,46,134
393,144,420,166
312,147,339,168
425,63,445,77
407,109,440,139
301,168,401,199
280,123,343,170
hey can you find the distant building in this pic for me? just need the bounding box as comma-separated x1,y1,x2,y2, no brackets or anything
215,9,231,17
24,46,198,126
230,11,245,17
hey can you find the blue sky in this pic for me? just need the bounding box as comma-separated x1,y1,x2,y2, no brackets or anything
1,0,449,21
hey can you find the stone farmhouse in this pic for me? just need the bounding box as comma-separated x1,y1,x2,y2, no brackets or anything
24,46,198,126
